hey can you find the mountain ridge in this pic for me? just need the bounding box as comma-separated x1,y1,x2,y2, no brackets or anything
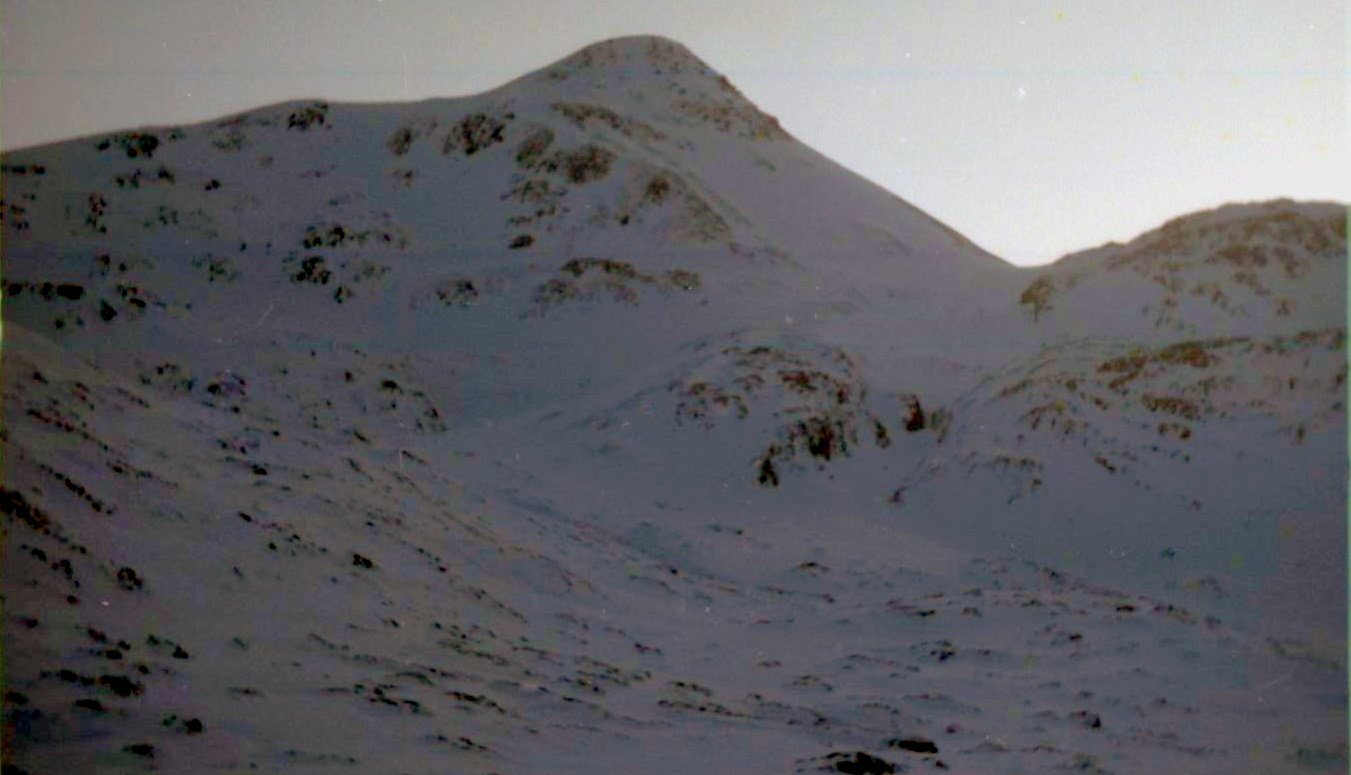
1019,198,1345,338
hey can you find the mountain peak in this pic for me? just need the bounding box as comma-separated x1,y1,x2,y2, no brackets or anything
507,35,791,142
546,36,717,80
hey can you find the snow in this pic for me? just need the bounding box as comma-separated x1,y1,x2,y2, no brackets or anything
2,35,1345,774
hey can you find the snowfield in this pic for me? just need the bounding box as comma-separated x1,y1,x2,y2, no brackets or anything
2,36,1345,774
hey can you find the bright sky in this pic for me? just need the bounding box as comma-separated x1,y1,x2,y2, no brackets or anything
2,0,1345,265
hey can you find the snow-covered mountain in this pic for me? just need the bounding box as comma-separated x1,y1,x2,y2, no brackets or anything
1018,199,1345,338
2,36,1345,775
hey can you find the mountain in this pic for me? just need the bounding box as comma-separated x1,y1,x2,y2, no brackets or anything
2,36,1345,775
1018,199,1346,338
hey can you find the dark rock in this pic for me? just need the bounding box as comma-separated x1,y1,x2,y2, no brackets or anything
903,395,926,432
1070,709,1102,729
888,737,938,754
1,487,50,531
123,743,155,757
757,455,779,487
98,674,143,697
116,566,143,590
820,751,897,774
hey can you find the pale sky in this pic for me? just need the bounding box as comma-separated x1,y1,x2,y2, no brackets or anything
1,0,1345,266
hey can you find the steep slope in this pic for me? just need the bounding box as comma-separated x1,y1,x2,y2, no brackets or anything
2,35,1346,775
0,37,1021,431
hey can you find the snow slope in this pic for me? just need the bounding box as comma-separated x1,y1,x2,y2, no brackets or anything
1017,199,1346,339
2,35,1345,775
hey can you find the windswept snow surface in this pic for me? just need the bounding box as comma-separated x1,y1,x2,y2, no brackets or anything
2,36,1345,774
